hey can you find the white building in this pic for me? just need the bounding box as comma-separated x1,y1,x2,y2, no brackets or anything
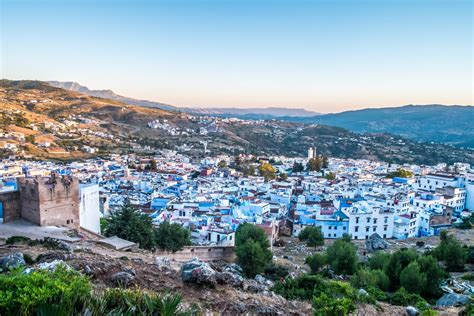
345,201,395,240
79,183,101,234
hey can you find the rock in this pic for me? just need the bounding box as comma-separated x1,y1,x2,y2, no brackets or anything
123,267,136,276
223,263,244,276
406,306,419,316
436,293,471,307
84,265,93,275
365,233,388,252
57,240,73,253
110,271,135,287
243,279,266,293
181,258,217,286
0,252,26,271
216,271,244,288
155,256,171,269
38,259,70,271
36,252,68,263
254,274,274,288
358,288,368,296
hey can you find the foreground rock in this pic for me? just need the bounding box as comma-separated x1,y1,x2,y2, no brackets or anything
436,293,471,307
0,252,25,271
181,258,217,286
365,233,388,252
110,271,135,287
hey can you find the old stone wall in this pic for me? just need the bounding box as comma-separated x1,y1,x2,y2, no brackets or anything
155,246,235,262
0,191,21,223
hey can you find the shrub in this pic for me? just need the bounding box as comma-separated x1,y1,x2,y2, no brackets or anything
306,253,327,274
368,251,391,270
102,201,157,250
235,223,272,277
264,263,289,281
390,287,426,307
433,231,467,272
0,266,91,315
326,235,358,275
384,248,418,290
298,226,324,247
5,236,31,245
400,262,426,294
155,221,192,252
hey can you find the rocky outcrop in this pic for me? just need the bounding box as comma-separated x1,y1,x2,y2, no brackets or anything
436,293,471,307
181,258,217,286
0,252,25,271
365,233,388,252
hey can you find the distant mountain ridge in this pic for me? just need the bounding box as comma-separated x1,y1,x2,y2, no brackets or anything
47,81,320,118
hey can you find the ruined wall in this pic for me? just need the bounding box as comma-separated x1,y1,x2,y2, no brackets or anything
0,191,21,223
19,175,80,229
155,246,235,262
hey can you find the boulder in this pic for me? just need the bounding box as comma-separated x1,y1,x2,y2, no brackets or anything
110,271,135,287
0,252,26,271
216,271,244,288
38,259,70,272
436,293,471,307
406,306,419,316
255,274,274,288
155,256,171,269
243,279,266,293
223,263,244,276
358,288,368,296
365,233,388,252
181,258,217,286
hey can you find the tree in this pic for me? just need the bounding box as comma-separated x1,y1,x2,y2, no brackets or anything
258,162,276,181
306,253,327,274
217,160,227,168
150,159,157,171
298,226,324,247
417,255,445,298
433,231,467,272
103,201,157,250
326,235,358,275
155,221,192,252
292,162,304,173
368,251,391,270
400,262,426,294
307,157,322,172
325,172,336,180
387,168,414,178
235,223,272,277
279,172,288,181
350,268,377,289
322,156,329,168
384,248,418,290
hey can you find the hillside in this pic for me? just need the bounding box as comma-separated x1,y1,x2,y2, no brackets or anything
1,80,473,165
284,105,474,148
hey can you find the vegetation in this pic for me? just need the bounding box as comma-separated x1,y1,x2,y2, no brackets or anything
306,253,327,274
102,201,157,250
292,161,304,173
325,234,358,275
298,226,324,247
235,223,272,277
155,221,192,252
325,171,336,180
306,157,323,172
258,162,276,181
0,266,192,316
387,168,414,178
433,231,467,272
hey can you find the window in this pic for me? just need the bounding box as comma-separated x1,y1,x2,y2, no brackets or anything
384,217,388,223
373,218,377,224
384,225,387,231
367,217,370,223
373,227,376,232
355,226,359,232
366,227,369,232
356,217,359,224
354,236,358,240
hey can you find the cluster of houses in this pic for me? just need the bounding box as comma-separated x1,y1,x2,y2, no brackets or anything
0,150,473,247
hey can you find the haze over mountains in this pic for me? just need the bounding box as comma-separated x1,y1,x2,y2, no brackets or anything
47,81,473,148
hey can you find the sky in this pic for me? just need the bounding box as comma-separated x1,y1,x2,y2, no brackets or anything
1,0,472,113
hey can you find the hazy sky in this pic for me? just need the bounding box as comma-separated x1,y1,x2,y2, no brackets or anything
1,0,472,113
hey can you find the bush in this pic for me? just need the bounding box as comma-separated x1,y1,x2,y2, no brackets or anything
235,223,272,277
326,235,358,275
0,266,91,315
102,201,157,250
298,226,324,247
264,263,289,281
368,251,391,270
5,236,31,245
433,231,467,272
155,221,192,252
306,253,327,274
384,248,418,290
390,287,426,307
400,262,426,294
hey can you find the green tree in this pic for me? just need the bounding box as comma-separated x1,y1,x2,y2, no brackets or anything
235,223,272,277
325,172,336,180
368,251,391,270
298,226,324,247
384,248,418,290
433,231,467,272
155,221,192,252
258,162,276,181
306,253,327,274
326,235,358,275
292,162,304,173
322,156,329,168
350,268,377,289
417,255,445,298
103,201,156,250
279,172,288,181
400,262,426,294
307,157,322,172
387,168,414,178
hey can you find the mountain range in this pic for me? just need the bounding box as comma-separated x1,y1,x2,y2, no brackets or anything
47,81,473,148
